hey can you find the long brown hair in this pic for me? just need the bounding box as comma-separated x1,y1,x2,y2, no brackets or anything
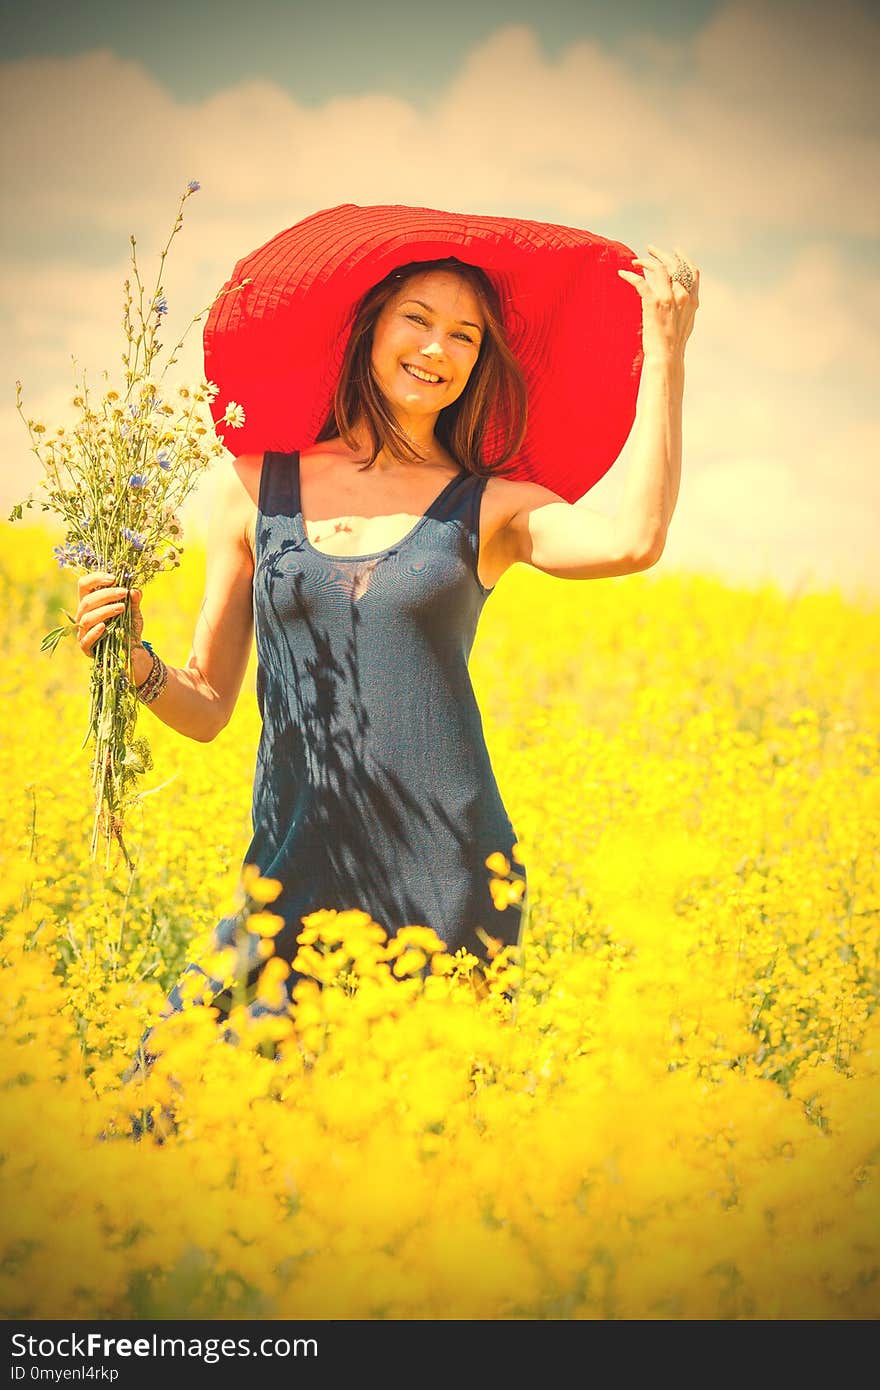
314,257,527,476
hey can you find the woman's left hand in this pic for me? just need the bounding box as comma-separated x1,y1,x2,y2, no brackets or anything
618,243,700,363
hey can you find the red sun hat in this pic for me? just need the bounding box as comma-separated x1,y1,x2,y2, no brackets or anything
204,202,644,502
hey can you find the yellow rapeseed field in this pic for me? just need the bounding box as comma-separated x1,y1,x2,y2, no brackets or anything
1,520,878,1320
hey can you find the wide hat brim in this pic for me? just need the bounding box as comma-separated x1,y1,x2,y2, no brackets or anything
204,202,644,501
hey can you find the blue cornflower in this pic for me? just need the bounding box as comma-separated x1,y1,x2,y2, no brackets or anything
53,543,77,570
187,179,201,193
153,296,168,317
53,539,100,570
128,474,148,489
128,402,141,418
156,450,172,470
122,526,145,552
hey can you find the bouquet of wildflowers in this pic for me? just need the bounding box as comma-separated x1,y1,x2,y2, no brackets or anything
9,181,249,870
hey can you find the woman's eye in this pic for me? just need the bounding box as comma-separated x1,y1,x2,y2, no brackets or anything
406,313,473,343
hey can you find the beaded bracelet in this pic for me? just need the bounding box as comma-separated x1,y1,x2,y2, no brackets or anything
132,639,157,696
137,648,168,704
133,638,169,705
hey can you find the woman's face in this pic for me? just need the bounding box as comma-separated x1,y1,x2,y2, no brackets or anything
370,270,485,422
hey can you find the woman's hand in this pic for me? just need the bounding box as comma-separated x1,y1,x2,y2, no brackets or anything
618,243,700,364
75,572,143,658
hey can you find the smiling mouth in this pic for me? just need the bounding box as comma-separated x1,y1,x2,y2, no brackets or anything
402,363,445,385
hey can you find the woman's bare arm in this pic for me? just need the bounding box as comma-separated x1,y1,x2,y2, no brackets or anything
78,457,259,742
489,240,698,584
496,353,686,581
147,456,258,741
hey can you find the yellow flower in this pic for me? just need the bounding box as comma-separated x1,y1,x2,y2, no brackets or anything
256,957,291,1010
246,912,286,939
196,948,237,983
392,949,427,978
176,972,214,1007
485,851,510,876
489,877,525,910
240,863,283,904
388,925,446,955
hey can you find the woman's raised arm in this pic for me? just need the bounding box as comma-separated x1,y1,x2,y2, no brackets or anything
489,242,698,583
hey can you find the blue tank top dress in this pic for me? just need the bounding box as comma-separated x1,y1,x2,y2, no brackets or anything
157,448,526,1027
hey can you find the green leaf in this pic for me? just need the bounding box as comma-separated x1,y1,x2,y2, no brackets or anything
40,625,74,655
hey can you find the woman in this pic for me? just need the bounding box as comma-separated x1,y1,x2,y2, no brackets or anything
74,204,699,1060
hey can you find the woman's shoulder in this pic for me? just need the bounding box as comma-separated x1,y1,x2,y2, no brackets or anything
229,450,266,478
214,453,265,562
480,469,567,529
219,452,265,509
471,471,569,588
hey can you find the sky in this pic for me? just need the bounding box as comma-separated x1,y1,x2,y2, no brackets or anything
1,0,877,598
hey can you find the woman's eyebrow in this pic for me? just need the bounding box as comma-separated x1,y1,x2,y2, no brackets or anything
401,298,483,333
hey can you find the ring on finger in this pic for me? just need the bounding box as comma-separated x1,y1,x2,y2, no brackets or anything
670,253,695,293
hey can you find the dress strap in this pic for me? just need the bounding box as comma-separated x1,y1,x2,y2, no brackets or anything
257,450,297,519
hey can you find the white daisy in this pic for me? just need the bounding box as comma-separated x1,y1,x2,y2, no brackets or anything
221,401,246,428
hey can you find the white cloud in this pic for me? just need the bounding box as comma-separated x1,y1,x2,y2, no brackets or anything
626,0,880,246
2,3,877,247
693,244,880,380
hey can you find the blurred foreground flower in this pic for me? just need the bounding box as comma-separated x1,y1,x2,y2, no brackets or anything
8,182,250,870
